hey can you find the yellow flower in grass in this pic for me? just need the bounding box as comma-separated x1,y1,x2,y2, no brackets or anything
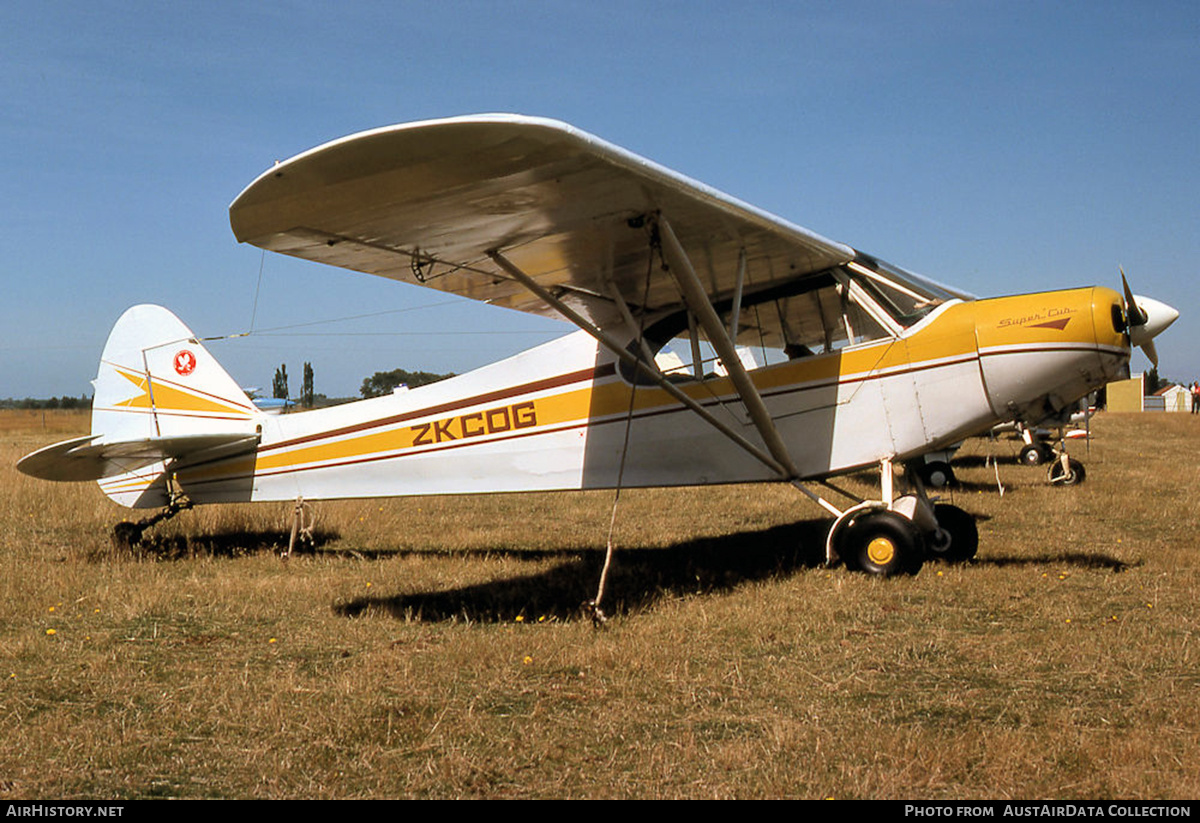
522,655,533,666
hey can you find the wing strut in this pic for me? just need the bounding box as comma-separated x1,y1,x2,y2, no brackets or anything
729,248,746,341
486,250,788,477
655,217,800,480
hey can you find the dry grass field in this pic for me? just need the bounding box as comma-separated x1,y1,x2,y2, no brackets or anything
1,409,1197,799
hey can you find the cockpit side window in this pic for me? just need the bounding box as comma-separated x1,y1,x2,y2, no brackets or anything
617,251,952,385
619,267,895,384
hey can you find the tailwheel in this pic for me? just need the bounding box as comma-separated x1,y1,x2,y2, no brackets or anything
1047,457,1086,486
109,494,193,551
927,503,978,563
841,511,925,576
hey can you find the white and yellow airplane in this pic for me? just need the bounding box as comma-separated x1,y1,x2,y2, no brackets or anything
18,115,1179,575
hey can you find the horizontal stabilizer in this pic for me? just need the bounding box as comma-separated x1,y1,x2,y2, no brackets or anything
17,433,259,482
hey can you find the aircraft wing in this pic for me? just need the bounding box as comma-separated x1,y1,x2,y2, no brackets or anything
229,114,857,332
17,433,259,482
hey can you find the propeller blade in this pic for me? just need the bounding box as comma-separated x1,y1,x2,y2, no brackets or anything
1120,267,1148,327
1142,339,1159,368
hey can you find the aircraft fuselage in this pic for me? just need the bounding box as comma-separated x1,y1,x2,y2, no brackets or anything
94,286,1129,508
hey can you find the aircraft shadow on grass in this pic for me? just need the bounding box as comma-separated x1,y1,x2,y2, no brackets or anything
332,518,832,623
977,552,1132,572
329,517,1132,623
128,528,341,559
123,514,1129,619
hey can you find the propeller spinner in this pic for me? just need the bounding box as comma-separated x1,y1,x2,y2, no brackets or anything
1120,268,1179,367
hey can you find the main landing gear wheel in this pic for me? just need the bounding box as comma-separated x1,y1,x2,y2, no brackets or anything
927,503,978,563
1047,457,1086,486
1019,444,1052,467
841,511,925,577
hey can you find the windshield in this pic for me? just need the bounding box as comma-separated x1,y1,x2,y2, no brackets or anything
847,253,957,327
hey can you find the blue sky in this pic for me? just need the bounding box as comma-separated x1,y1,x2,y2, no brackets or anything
3,1,1197,398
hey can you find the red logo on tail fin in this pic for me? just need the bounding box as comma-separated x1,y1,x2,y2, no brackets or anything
174,350,196,376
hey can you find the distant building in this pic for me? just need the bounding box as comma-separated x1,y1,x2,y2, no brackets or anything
1155,384,1192,412
1106,374,1144,412
1107,375,1194,412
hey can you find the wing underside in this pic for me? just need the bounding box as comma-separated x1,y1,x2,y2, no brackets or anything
229,115,857,339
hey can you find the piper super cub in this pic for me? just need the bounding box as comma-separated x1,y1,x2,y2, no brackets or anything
18,115,1179,576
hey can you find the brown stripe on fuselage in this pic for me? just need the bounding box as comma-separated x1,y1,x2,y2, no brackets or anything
258,363,616,454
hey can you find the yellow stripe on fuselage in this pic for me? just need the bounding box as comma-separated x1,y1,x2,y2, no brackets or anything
203,289,1123,481
248,302,982,476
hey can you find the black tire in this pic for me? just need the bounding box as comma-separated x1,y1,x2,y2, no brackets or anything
927,504,979,563
1019,444,1050,467
841,511,925,576
919,460,957,488
1047,457,1086,486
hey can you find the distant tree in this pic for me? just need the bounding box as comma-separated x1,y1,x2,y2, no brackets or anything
1145,367,1161,395
0,396,91,410
360,367,455,398
273,364,289,400
301,362,314,409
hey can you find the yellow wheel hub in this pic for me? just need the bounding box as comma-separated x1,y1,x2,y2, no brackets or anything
867,537,896,566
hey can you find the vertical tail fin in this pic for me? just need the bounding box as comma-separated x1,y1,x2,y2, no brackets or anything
92,305,259,443
90,305,260,507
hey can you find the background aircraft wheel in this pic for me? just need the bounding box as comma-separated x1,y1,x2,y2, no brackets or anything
927,504,978,563
841,511,925,576
918,460,957,488
1047,457,1086,486
1019,444,1051,467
